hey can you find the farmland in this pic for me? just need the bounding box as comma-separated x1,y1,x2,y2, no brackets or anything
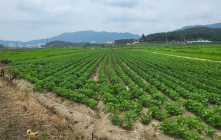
0,48,83,60
135,43,221,61
7,49,221,139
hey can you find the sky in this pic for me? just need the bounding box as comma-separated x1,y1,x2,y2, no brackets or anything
0,0,220,42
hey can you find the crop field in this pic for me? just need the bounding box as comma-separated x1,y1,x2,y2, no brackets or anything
8,49,221,139
135,43,221,61
0,48,82,60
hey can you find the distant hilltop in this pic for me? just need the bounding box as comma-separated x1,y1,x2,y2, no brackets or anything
142,27,221,42
175,23,221,31
0,31,140,47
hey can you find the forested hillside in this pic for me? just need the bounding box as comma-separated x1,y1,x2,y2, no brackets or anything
141,27,221,42
175,23,221,31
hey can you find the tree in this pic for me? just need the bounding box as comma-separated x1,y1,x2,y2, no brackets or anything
141,34,145,42
143,27,221,42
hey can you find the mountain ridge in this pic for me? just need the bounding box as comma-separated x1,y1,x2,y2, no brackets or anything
143,27,221,42
0,31,140,47
175,23,221,31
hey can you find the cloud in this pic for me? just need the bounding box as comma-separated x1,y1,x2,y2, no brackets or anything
91,0,138,8
0,0,221,41
199,3,211,12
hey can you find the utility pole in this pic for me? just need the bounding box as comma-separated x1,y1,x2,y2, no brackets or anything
16,41,17,49
47,37,48,44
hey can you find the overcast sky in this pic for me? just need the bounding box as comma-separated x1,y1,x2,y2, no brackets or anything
0,0,220,42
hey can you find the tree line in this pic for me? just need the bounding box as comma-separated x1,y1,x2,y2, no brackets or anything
43,41,87,48
114,39,135,45
141,27,221,42
43,41,106,48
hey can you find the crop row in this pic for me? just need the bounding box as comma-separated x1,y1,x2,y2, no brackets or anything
123,51,221,96
113,52,184,118
100,52,188,130
10,50,108,109
116,50,221,129
117,52,220,105
133,51,221,89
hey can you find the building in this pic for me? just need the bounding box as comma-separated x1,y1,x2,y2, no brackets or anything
187,40,212,44
131,41,139,45
106,41,114,46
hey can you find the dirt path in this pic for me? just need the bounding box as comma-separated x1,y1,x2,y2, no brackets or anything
153,52,221,63
89,55,105,81
0,80,81,140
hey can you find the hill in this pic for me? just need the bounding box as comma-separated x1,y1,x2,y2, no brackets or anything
49,31,140,43
0,31,140,47
142,27,221,42
175,23,221,31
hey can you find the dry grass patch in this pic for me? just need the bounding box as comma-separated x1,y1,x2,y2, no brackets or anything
0,79,83,140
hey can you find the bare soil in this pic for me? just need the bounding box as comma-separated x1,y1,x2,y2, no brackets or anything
89,56,105,81
0,80,82,140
